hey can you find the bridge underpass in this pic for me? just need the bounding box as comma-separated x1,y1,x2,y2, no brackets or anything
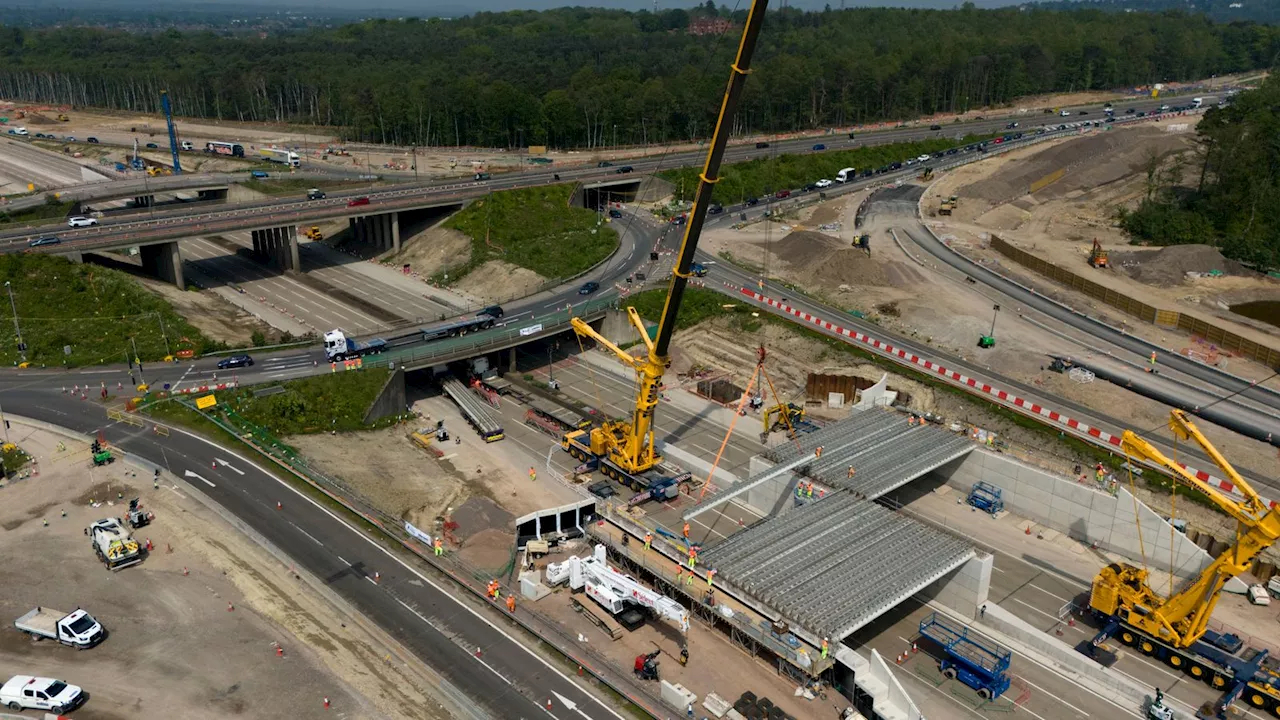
575,176,670,209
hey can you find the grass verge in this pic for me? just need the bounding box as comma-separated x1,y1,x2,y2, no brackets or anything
0,253,220,367
206,369,398,436
0,197,74,226
2,442,32,474
659,134,996,204
441,184,617,283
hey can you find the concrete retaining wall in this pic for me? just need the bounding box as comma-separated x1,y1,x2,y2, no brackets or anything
917,553,992,620
937,449,1213,580
363,366,406,424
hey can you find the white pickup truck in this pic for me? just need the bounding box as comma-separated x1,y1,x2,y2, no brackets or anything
0,675,85,713
14,607,105,648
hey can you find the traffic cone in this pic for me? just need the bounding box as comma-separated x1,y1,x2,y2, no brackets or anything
277,645,284,658
1025,525,1032,535
374,572,380,583
227,602,234,612
211,461,216,470
546,699,553,710
182,567,188,576
323,697,330,710
912,642,918,654
276,501,282,510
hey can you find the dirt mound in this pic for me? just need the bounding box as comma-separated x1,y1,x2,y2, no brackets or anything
453,259,545,303
775,230,888,286
959,129,1156,205
393,225,473,277
456,527,516,572
1117,244,1249,286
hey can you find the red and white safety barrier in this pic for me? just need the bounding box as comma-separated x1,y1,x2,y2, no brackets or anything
734,285,1268,506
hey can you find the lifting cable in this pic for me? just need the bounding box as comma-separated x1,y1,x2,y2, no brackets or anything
698,362,760,502
1123,450,1150,573
573,329,608,421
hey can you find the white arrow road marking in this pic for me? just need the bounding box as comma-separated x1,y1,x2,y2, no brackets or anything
215,458,244,475
551,692,592,719
184,470,215,488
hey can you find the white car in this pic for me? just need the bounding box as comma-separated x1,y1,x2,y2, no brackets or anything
917,154,931,162
12,127,28,136
67,216,97,228
0,675,85,713
1059,110,1071,117
815,179,833,188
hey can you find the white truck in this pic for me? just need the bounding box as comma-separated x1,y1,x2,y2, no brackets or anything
0,675,85,713
258,146,301,167
86,517,142,570
14,607,105,648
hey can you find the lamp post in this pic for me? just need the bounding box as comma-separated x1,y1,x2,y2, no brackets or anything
989,303,1000,338
5,281,23,364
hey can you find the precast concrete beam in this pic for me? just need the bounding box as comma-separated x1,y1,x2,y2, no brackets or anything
682,452,817,521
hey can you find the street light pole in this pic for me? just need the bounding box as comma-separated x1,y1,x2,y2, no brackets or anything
989,303,1000,337
5,282,23,365
129,336,146,387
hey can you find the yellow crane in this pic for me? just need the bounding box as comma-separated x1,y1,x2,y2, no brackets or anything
1089,409,1280,714
562,0,769,487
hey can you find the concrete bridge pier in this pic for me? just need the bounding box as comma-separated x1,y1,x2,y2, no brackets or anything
349,213,401,254
140,241,184,289
250,227,299,272
132,195,155,208
196,188,229,202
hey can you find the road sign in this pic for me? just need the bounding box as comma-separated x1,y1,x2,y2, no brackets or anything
195,394,217,410
63,345,71,356
519,324,544,337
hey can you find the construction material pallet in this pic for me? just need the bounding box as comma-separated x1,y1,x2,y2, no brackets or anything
527,396,590,431
441,378,505,442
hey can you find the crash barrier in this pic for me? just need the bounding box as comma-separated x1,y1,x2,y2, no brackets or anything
989,236,1280,370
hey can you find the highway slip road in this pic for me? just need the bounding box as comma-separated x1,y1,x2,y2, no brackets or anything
5,385,629,720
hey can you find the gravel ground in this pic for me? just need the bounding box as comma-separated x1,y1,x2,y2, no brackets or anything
0,420,456,720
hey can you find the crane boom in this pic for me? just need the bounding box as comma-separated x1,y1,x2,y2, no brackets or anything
566,0,768,480
161,90,183,175
1091,411,1280,649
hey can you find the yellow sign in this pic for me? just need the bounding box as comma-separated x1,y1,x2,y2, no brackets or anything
195,394,217,410
527,145,548,155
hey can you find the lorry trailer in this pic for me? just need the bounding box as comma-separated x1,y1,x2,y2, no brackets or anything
258,147,301,167
14,608,105,649
323,330,387,362
441,377,505,442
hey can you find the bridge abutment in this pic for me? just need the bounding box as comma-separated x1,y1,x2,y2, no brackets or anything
139,241,184,289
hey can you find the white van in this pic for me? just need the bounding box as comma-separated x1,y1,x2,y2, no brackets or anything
180,140,194,151
835,167,857,183
0,675,85,713
1249,584,1271,606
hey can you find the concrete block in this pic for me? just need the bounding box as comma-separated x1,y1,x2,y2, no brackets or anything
660,681,697,711
702,693,732,718
727,711,747,720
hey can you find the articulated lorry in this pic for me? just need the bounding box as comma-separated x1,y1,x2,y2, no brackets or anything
14,607,105,649
323,306,505,363
258,147,300,167
323,330,388,362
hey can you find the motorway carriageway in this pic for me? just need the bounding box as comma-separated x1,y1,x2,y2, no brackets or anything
0,92,1186,247
2,384,634,720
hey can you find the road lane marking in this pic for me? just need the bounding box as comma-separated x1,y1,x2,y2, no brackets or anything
1027,583,1073,604
289,522,324,547
1018,676,1089,717
1010,598,1066,624
157,421,627,719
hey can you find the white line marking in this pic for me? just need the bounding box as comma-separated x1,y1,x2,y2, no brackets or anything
1019,675,1090,717
389,596,514,685
289,522,324,547
183,469,215,487
1026,583,1074,604
1010,598,1065,624
337,556,350,566
156,422,628,720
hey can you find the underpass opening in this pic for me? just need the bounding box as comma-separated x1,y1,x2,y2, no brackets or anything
578,180,643,210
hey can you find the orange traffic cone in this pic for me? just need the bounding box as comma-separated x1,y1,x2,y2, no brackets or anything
227,602,234,612
182,567,188,576
277,645,284,658
276,501,282,510
546,699,553,710
374,572,380,583
1025,525,1032,535
912,642,918,654
323,697,330,709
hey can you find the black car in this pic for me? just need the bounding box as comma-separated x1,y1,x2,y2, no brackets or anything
217,354,254,370
671,215,687,225
929,124,942,131
608,208,622,218
745,197,759,206
1078,110,1088,116
1125,108,1136,114
597,161,613,167
614,166,633,174
708,204,724,214
578,281,600,295
812,144,826,151
804,183,818,192
860,169,873,178
945,148,959,155
481,305,504,319
87,137,99,143
890,161,903,169
755,142,770,149
145,142,159,149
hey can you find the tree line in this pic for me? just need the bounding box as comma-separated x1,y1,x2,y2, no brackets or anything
1121,76,1280,269
0,5,1277,149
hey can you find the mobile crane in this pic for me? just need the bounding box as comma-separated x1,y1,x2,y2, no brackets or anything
562,0,768,488
161,90,182,175
545,543,689,633
1088,410,1280,716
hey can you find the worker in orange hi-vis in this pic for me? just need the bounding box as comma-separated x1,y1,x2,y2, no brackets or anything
529,466,537,482
688,547,698,569
847,465,856,480
505,595,516,613
682,522,690,540
707,568,717,588
434,537,444,556
815,445,824,458
644,532,652,550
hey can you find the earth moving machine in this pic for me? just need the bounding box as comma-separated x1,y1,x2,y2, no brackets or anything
918,611,1011,700
14,607,105,649
763,402,818,437
90,438,113,467
86,517,141,571
635,649,661,681
938,198,953,216
546,544,690,634
1089,238,1109,268
1088,410,1280,716
302,226,323,241
56,114,69,122
563,0,767,490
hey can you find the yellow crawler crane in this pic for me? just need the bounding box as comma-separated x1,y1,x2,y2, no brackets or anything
1088,410,1280,715
561,0,768,489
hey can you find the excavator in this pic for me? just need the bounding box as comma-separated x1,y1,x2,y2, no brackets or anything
561,0,768,489
1088,409,1280,716
1088,238,1109,268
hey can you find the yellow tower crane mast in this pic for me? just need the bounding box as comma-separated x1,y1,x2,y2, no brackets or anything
1088,409,1280,714
562,0,769,486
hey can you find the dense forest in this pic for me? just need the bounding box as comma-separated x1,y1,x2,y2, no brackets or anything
1035,0,1280,26
0,5,1277,148
1121,76,1280,268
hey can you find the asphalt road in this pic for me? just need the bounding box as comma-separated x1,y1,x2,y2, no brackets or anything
0,92,1191,248
879,185,1280,415
2,386,629,720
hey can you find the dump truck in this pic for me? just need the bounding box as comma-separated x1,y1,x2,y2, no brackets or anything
86,517,142,571
939,198,953,216
14,607,105,649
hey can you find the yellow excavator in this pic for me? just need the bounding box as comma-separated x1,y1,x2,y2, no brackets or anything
1089,409,1280,715
561,0,768,490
